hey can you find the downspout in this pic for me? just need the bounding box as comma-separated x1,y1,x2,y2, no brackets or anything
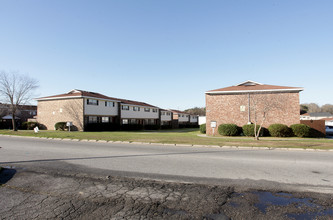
248,93,251,124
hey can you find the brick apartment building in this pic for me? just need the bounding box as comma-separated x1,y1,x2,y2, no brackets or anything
170,109,198,128
205,80,303,135
36,89,198,131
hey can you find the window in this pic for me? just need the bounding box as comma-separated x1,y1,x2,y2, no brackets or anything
148,119,156,125
88,116,97,123
122,105,129,110
167,112,171,116
161,112,165,115
122,119,128,124
152,108,157,112
105,101,115,107
133,106,140,111
144,108,150,112
102,117,109,123
87,99,98,105
130,119,137,124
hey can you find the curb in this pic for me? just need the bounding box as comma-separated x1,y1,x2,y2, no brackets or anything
0,134,332,152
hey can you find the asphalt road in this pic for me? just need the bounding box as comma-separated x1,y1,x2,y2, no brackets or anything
1,135,333,194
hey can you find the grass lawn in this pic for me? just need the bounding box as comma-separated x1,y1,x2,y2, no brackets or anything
0,129,332,150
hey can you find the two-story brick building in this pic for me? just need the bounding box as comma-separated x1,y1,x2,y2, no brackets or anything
205,80,303,135
36,89,197,131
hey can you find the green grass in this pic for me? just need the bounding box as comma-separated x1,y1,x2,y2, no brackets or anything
0,129,332,150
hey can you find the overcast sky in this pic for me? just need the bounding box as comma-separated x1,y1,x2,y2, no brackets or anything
1,0,332,110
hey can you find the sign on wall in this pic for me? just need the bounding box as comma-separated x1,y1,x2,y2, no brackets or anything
211,121,217,136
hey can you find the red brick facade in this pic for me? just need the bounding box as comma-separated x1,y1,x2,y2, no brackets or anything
205,81,302,135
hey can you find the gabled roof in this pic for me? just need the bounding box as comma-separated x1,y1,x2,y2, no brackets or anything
2,115,20,120
169,109,189,115
119,99,159,108
206,80,303,94
321,117,333,121
308,112,333,117
36,89,159,108
36,89,122,102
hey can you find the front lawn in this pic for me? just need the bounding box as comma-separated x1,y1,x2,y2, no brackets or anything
0,129,332,150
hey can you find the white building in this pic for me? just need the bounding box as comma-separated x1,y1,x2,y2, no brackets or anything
120,99,160,126
160,109,173,126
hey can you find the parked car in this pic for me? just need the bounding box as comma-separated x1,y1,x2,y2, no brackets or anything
326,126,333,136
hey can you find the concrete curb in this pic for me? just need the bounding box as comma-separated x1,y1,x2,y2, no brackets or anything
0,134,332,152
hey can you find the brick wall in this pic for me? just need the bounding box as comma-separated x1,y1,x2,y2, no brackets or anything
300,120,326,136
206,92,300,135
37,98,84,131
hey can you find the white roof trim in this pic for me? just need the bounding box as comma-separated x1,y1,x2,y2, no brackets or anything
35,96,83,101
120,103,158,109
235,80,263,86
69,89,81,93
36,95,121,102
206,88,304,94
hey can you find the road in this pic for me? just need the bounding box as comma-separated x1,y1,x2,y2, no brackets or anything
1,135,333,194
1,135,333,219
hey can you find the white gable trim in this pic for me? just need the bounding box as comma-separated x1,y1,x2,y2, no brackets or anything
235,80,263,86
206,88,304,94
36,95,121,102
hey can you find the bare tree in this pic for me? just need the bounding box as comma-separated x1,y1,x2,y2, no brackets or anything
0,71,38,131
246,92,286,140
303,103,321,113
184,107,206,116
63,99,84,131
321,104,333,114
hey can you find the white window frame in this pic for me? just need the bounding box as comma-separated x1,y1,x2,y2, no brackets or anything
102,117,109,123
87,99,98,106
88,116,98,123
105,101,115,107
122,105,129,110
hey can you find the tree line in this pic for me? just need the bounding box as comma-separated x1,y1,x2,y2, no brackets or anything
300,103,333,114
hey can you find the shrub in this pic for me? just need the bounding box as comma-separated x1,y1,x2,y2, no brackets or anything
121,124,144,131
242,124,268,137
200,123,206,134
309,128,326,138
85,123,119,131
55,122,67,131
218,124,239,136
160,125,172,130
290,124,311,137
21,121,41,130
144,124,160,130
268,124,292,137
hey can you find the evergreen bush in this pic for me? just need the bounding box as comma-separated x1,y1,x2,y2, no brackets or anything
218,124,239,136
290,124,311,137
200,123,206,134
268,124,292,137
242,124,268,137
21,122,41,130
55,122,67,131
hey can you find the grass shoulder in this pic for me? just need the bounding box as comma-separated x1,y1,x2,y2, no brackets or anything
0,129,332,150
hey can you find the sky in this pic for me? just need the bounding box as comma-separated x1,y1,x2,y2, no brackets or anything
0,0,332,110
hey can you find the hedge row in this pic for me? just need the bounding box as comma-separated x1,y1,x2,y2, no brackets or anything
206,123,319,138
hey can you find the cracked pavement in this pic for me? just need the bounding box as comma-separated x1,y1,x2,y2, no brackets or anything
1,164,333,219
0,165,233,219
